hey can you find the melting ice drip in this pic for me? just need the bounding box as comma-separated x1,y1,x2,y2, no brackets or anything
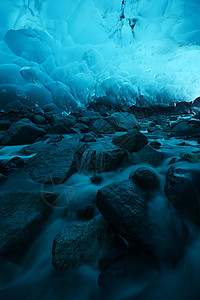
1,0,200,110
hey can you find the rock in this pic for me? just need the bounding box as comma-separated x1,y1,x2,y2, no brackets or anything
90,175,103,185
2,157,24,174
89,119,114,134
123,145,164,167
43,103,60,114
75,138,126,174
33,115,46,125
1,118,45,145
25,137,79,184
106,112,139,132
97,180,153,250
0,191,57,263
171,119,200,137
48,114,77,134
52,215,109,272
80,133,97,142
150,141,161,149
165,165,200,225
129,167,159,189
0,173,8,185
112,130,148,153
73,123,89,133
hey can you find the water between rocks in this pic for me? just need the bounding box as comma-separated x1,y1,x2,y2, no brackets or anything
0,137,200,300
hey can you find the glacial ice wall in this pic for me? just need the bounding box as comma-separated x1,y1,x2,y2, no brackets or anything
1,0,200,110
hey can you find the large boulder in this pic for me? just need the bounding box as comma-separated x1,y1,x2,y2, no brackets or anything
97,179,187,263
106,112,139,132
165,164,200,225
112,130,148,153
89,118,115,134
1,118,45,145
97,180,153,250
0,191,57,263
170,119,200,137
123,145,164,167
74,138,127,174
52,215,109,272
25,136,79,184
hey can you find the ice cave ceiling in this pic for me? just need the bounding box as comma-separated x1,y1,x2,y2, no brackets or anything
1,0,200,110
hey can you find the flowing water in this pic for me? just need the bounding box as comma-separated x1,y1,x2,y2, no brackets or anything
1,134,200,300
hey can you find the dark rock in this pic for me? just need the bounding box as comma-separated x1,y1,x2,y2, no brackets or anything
25,137,79,184
150,141,161,149
48,114,77,134
171,119,200,137
75,138,126,174
129,167,159,189
89,119,115,134
97,180,153,250
0,191,56,263
165,165,200,224
73,123,89,133
123,145,164,167
81,133,97,143
1,118,45,145
43,103,60,114
112,130,148,153
52,215,109,272
106,112,139,132
33,115,46,125
90,175,103,185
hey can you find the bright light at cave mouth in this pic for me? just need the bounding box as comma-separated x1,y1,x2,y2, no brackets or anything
1,0,200,111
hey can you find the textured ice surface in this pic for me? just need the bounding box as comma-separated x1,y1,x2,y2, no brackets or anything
0,0,200,109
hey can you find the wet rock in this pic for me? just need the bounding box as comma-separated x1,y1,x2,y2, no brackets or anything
1,118,45,145
150,141,161,149
3,157,24,174
89,119,114,134
33,115,46,125
43,103,60,114
165,165,200,224
48,114,77,134
129,167,159,189
112,130,148,153
171,119,200,137
123,145,164,167
73,123,89,133
90,175,103,185
52,215,109,272
25,137,79,184
0,191,57,263
97,180,153,250
75,138,126,174
81,133,97,143
106,112,139,132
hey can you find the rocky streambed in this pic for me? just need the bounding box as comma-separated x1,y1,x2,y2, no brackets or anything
1,98,200,300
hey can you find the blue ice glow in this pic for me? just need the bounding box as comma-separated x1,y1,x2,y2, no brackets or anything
1,0,200,109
